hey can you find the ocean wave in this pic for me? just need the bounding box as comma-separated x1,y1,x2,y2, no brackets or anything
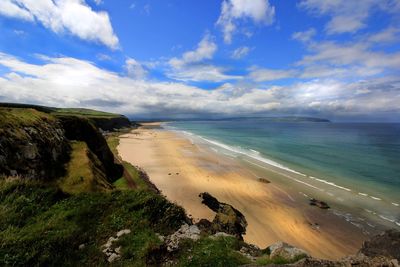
244,159,324,191
197,136,309,177
309,176,352,192
391,202,399,207
370,196,382,201
249,149,260,154
358,192,368,196
379,215,395,223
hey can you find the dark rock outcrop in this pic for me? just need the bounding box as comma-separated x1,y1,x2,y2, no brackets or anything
57,115,123,182
0,108,70,180
89,116,131,131
309,198,330,209
359,229,400,261
199,192,248,239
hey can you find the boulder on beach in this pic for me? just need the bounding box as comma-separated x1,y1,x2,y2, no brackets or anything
198,192,248,239
309,198,330,209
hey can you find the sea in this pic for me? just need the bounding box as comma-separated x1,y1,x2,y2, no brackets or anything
165,118,400,232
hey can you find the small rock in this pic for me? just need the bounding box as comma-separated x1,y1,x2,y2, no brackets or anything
268,242,309,262
156,233,165,242
107,253,120,263
117,229,131,237
78,244,85,250
213,232,233,238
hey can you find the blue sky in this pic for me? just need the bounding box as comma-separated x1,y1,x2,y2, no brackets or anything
0,0,399,121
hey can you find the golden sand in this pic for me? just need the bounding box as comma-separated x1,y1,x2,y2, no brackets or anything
117,123,366,260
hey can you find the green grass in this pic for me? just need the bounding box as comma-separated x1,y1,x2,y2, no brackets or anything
255,254,307,265
176,236,250,267
0,107,55,128
107,135,149,190
51,108,122,119
113,177,129,190
58,142,113,194
0,179,187,266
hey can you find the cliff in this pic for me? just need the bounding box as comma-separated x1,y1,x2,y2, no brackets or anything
0,108,70,180
0,107,123,187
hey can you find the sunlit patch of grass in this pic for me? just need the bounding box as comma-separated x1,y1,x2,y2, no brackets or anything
58,141,112,194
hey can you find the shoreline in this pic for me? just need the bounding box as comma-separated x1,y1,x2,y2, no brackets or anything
118,123,367,260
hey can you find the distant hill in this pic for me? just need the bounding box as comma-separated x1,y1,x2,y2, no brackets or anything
136,116,331,123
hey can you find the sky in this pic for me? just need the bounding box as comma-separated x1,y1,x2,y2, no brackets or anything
0,0,399,121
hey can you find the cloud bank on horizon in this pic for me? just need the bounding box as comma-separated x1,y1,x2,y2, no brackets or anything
0,0,399,121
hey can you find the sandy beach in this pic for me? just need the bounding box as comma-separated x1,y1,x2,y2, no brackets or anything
118,123,367,260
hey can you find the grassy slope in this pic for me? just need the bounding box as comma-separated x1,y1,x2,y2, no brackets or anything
58,142,113,194
107,135,149,190
0,107,55,128
51,108,123,119
0,179,187,266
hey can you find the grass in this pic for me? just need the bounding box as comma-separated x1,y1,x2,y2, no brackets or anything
51,108,122,119
58,142,113,194
255,254,307,265
176,236,250,267
107,135,149,190
0,178,187,266
0,107,55,128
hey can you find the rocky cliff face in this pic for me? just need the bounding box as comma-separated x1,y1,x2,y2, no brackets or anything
89,116,131,131
0,107,123,183
0,108,70,180
57,115,123,182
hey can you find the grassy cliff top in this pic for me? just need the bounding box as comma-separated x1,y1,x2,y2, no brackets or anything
51,107,124,119
0,107,56,128
0,103,125,119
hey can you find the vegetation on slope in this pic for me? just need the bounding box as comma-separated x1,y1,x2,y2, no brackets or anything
0,178,187,266
58,141,113,194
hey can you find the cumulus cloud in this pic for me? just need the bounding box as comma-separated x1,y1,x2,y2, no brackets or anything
216,0,275,43
124,58,147,80
231,46,251,59
169,34,217,68
167,35,240,82
0,0,119,49
0,52,399,119
299,0,399,35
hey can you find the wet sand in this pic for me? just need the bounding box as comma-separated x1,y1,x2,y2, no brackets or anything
117,123,367,260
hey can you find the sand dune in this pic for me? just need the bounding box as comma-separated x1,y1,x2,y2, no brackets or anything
117,123,366,260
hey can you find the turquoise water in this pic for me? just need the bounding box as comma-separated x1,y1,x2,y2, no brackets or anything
167,119,400,229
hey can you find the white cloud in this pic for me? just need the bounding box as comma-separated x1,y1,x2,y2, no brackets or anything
366,27,400,44
216,0,275,43
0,0,119,49
231,46,251,59
0,53,399,119
169,34,217,68
167,34,240,82
299,41,400,70
124,58,147,80
0,0,34,21
249,67,296,82
299,0,399,35
168,65,242,82
292,28,316,43
93,0,102,5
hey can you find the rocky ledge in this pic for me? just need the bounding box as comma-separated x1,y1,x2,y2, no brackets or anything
198,192,248,239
